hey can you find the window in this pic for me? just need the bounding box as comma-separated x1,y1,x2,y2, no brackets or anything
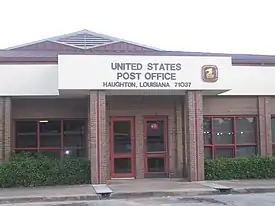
15,120,86,158
204,116,257,159
271,117,275,155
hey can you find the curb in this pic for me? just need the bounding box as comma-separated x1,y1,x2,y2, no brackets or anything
0,195,99,204
0,190,218,204
110,190,218,199
234,187,275,194
1,187,275,204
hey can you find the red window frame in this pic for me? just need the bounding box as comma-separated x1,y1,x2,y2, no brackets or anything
204,116,258,158
271,116,275,155
13,119,86,157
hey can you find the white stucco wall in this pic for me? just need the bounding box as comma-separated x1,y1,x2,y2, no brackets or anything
0,64,58,96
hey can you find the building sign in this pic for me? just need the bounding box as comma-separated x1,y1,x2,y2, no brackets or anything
104,62,192,89
58,55,232,90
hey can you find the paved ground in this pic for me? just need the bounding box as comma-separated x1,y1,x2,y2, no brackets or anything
1,179,275,203
2,193,275,205
0,179,214,202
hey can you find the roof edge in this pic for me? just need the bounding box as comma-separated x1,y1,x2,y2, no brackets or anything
1,51,275,65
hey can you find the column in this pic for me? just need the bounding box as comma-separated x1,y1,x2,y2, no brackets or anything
257,97,272,156
0,98,4,162
135,115,144,179
175,97,184,177
185,91,204,181
88,91,107,184
0,97,11,162
168,114,177,177
4,98,11,161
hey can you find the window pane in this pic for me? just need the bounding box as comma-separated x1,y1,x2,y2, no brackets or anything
146,120,165,152
113,121,131,154
204,147,212,159
15,121,37,148
39,121,61,147
236,117,256,144
271,118,275,143
147,157,165,172
63,148,86,157
213,118,234,144
236,146,256,157
203,118,212,144
63,120,85,148
114,158,131,173
215,147,233,158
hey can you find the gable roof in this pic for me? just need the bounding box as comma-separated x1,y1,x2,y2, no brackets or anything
1,29,275,65
6,29,161,51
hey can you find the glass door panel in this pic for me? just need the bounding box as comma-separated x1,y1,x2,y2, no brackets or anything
114,121,131,154
144,117,167,177
110,117,135,178
146,120,165,152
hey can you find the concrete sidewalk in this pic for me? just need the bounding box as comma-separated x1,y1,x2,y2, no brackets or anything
0,179,275,204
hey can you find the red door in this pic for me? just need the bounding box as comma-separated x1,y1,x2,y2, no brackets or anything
144,116,168,177
110,117,135,178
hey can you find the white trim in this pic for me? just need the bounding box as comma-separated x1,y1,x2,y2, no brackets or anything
6,30,88,50
78,40,122,50
48,40,85,49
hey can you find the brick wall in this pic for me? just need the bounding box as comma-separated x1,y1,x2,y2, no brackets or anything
0,98,12,162
204,96,258,115
175,96,184,177
88,91,107,184
12,98,88,119
185,91,204,181
257,97,272,156
4,98,11,161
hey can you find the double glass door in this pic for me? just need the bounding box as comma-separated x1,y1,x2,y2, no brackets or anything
109,116,168,178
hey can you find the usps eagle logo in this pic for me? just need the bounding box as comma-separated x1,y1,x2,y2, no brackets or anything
201,65,218,82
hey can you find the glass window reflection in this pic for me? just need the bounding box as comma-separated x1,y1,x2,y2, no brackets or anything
113,121,131,154
146,120,164,152
203,118,212,144
204,116,257,159
236,117,256,144
213,118,234,144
